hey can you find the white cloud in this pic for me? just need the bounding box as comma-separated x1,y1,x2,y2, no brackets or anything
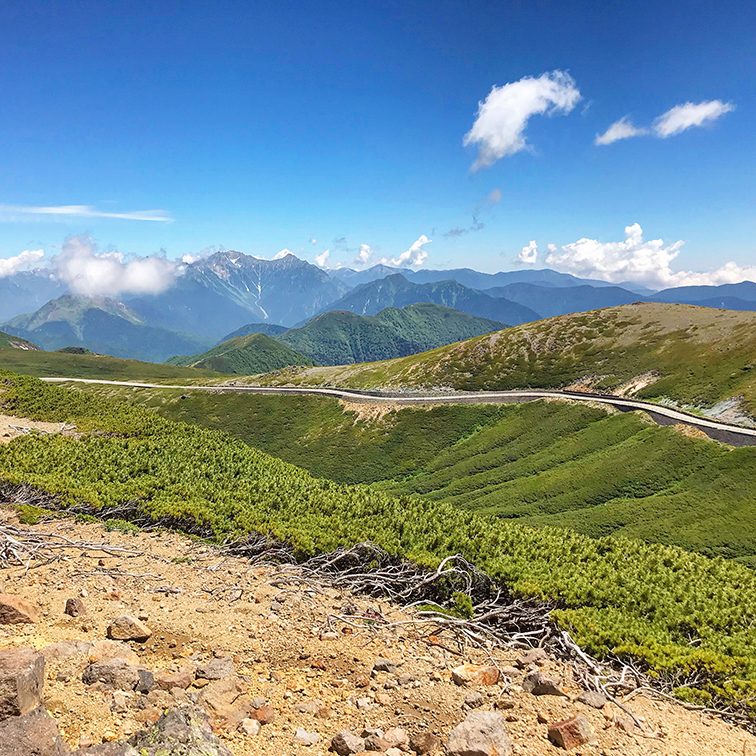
53,235,180,297
543,223,756,289
382,236,432,267
653,100,735,137
354,244,373,266
463,71,581,170
595,116,647,145
309,237,317,245
273,249,293,259
0,249,45,277
597,100,735,146
0,204,173,222
515,241,538,264
314,249,330,268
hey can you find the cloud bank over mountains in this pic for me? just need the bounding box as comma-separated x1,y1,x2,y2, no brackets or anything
517,223,756,289
54,235,181,297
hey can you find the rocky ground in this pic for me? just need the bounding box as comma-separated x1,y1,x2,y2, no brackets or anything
1,509,754,756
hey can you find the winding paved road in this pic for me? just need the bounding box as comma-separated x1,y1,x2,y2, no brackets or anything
40,377,756,447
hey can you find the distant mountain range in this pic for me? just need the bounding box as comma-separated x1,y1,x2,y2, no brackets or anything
1,295,212,363
320,274,539,325
3,250,756,363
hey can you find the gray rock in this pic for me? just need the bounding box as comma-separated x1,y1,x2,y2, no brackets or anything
577,689,607,709
128,705,233,755
73,744,137,755
82,659,141,691
238,718,261,736
514,647,548,669
330,730,365,755
464,691,484,709
249,697,266,709
521,671,568,697
65,597,87,617
373,658,398,674
196,657,235,681
294,728,320,745
446,711,513,756
0,707,67,756
0,648,45,720
136,668,155,694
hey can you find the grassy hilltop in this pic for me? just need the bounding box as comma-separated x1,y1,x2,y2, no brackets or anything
253,303,756,415
0,329,226,383
165,332,316,374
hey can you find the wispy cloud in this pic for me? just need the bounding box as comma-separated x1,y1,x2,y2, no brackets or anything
653,100,735,137
445,189,501,237
464,71,581,170
595,116,647,145
0,204,173,222
596,100,735,146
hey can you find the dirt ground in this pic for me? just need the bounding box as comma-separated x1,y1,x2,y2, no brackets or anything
0,413,79,444
1,510,755,755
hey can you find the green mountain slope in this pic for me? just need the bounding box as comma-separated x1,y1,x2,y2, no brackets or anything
166,332,315,373
76,385,756,565
7,373,756,711
257,302,756,416
277,303,505,365
0,329,40,350
0,330,225,383
2,295,212,363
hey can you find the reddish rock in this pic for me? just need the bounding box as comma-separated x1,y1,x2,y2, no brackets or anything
64,597,87,617
548,714,593,749
251,704,276,724
409,732,442,754
354,673,370,688
0,648,45,719
199,677,255,731
0,707,67,755
156,666,194,691
451,664,500,686
0,594,39,624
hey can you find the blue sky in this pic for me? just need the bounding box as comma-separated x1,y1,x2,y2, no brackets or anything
0,0,754,287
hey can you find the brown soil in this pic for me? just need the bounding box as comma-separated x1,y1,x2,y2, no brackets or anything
0,414,79,445
1,509,754,755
